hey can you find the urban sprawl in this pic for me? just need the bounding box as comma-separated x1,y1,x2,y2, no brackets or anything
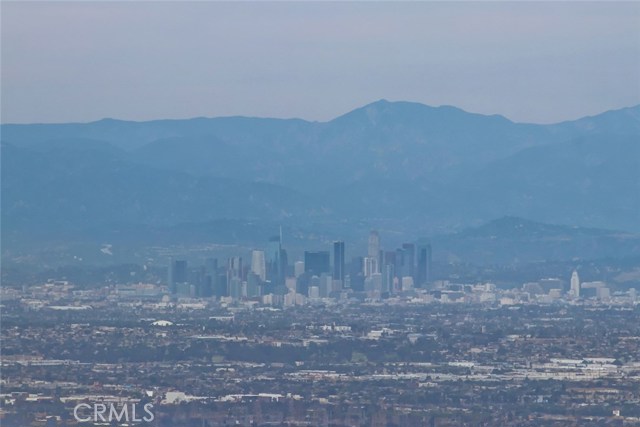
1,231,639,426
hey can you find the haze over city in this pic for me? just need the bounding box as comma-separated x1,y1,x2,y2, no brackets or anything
2,1,640,124
2,2,640,426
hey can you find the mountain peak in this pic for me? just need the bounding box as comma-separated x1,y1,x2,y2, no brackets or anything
371,98,391,105
331,99,512,128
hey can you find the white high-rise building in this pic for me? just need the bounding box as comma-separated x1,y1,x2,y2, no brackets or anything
368,230,380,271
251,250,266,281
363,256,378,278
294,261,305,278
570,270,580,298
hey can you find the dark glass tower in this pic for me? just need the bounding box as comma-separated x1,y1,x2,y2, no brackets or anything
333,241,345,282
169,259,188,294
304,251,330,276
417,243,432,287
402,243,415,280
267,236,281,284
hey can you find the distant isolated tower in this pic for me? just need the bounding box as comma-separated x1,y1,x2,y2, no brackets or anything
251,250,266,281
368,230,380,272
570,270,580,298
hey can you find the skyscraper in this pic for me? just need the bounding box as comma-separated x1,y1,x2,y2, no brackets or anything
333,241,345,282
246,272,262,297
266,235,287,286
304,251,331,276
202,258,218,297
294,261,305,278
417,243,432,287
570,270,580,298
402,243,415,280
349,256,365,291
363,256,378,278
382,263,394,293
280,248,288,282
251,250,266,281
368,230,380,272
267,236,281,283
227,257,242,294
229,277,243,300
394,247,405,279
169,259,188,295
214,273,228,297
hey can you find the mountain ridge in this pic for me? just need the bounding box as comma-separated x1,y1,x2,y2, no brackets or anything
3,100,639,127
2,100,639,259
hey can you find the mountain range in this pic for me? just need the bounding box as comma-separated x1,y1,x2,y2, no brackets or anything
2,100,639,263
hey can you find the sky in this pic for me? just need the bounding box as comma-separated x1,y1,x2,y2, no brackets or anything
2,1,640,124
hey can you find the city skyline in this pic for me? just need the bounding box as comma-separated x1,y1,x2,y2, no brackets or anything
2,2,640,425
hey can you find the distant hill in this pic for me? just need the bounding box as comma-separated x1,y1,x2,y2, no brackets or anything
1,142,315,233
550,104,640,136
431,216,640,265
445,133,640,230
2,100,639,260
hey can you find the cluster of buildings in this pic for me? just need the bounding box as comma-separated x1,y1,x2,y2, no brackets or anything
162,230,638,309
1,230,639,426
168,230,434,304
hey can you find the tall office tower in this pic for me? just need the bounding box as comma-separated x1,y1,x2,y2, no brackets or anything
394,247,405,279
383,252,397,290
349,256,365,291
333,241,345,282
267,235,282,284
202,257,218,297
310,275,321,297
368,230,380,272
251,250,266,281
570,270,580,298
296,271,312,296
169,259,188,294
205,258,218,276
215,273,228,297
384,251,396,266
202,275,213,298
280,248,288,282
371,272,383,292
229,277,243,300
192,266,206,297
294,261,305,278
247,272,262,298
319,273,333,297
304,251,331,276
266,235,288,286
382,263,395,293
417,243,432,287
363,256,378,278
402,243,416,280
227,257,242,293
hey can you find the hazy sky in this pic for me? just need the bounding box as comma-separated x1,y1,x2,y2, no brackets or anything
2,1,639,124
